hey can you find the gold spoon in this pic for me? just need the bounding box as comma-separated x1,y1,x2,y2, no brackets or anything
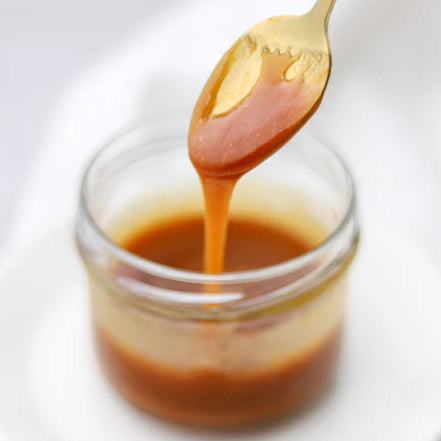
189,0,337,177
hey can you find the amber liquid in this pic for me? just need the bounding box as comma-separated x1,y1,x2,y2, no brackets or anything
123,215,310,272
96,215,342,426
96,326,341,426
94,40,338,427
189,51,319,273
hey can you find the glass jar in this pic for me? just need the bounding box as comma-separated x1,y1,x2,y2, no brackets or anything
76,119,359,427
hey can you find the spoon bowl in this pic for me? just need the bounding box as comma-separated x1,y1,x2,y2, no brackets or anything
189,0,337,177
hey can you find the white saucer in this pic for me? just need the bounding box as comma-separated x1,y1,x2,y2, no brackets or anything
0,222,440,441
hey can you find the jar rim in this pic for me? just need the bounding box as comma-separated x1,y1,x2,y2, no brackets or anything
78,120,358,290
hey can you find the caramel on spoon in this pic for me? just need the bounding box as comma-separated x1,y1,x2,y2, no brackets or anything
189,0,337,273
190,0,336,177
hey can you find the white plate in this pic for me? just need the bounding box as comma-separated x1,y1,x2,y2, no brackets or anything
0,222,440,441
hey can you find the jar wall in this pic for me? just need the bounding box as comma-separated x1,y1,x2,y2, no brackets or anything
76,122,359,426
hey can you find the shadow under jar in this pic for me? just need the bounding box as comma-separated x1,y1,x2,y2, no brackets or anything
76,120,359,427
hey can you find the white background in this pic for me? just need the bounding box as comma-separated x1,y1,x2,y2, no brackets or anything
0,0,182,252
0,0,441,439
1,0,441,266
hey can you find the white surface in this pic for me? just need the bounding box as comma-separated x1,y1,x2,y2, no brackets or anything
0,222,440,441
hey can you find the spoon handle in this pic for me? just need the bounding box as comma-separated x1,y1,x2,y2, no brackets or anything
310,0,336,27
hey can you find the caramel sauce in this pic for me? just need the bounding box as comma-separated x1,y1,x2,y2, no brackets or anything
123,215,310,272
189,51,317,178
189,50,323,273
95,26,337,426
96,216,342,425
96,324,341,426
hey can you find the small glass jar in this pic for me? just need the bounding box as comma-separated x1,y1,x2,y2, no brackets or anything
76,119,359,427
